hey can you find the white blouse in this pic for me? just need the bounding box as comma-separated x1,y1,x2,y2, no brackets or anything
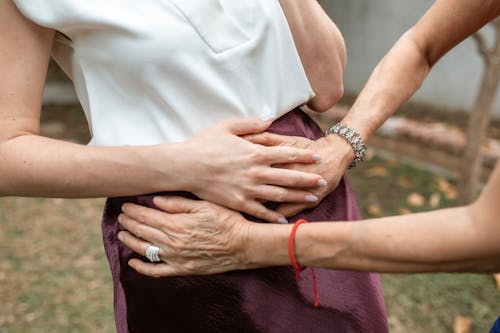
13,0,314,146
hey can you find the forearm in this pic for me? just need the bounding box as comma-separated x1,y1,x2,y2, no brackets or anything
341,30,430,140
0,134,186,197
340,0,500,141
280,0,346,111
249,206,500,273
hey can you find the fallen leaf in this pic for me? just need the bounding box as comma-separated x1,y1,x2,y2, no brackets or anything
398,208,412,215
366,203,383,217
397,176,414,188
429,193,441,208
365,166,387,177
437,178,458,200
494,274,500,289
407,193,425,207
453,315,472,333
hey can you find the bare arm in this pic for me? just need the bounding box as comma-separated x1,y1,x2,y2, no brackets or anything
342,0,500,140
279,0,347,111
115,163,500,276
247,164,500,273
0,1,326,223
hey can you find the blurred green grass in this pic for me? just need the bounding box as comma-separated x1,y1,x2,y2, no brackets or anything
348,154,500,333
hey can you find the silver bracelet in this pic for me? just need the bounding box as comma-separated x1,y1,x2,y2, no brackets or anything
324,123,366,169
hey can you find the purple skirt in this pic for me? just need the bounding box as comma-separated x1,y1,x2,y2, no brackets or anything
102,109,388,333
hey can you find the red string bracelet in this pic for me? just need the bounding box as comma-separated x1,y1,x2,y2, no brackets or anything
288,218,319,307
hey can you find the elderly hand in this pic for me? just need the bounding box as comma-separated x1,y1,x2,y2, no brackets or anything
117,196,255,277
176,118,326,224
244,132,354,217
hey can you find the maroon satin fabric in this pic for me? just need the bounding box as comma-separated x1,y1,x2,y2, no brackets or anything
102,109,388,333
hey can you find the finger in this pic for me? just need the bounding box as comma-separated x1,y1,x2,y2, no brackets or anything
240,200,288,224
117,230,153,258
244,132,286,146
118,214,165,244
121,202,170,230
118,203,173,230
152,196,202,214
255,186,319,203
263,146,321,164
276,203,311,218
128,260,178,278
255,168,327,188
222,118,272,136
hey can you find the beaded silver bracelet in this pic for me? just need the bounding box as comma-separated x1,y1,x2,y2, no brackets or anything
324,123,366,169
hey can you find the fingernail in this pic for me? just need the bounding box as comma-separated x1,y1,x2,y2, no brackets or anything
305,194,318,203
317,179,327,187
312,153,321,161
118,214,124,223
277,217,289,224
117,232,123,241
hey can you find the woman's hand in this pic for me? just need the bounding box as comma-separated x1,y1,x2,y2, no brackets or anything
245,132,354,217
172,118,326,223
117,196,254,277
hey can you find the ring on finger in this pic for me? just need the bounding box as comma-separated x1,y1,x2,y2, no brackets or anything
145,244,162,263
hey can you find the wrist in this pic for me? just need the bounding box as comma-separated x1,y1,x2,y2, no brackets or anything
323,122,367,169
244,223,292,268
145,142,191,192
319,134,356,170
340,105,379,142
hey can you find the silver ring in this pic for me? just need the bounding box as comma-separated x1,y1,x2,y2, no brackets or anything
145,244,161,263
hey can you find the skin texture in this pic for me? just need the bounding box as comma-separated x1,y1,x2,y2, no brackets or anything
118,0,500,277
118,163,500,276
0,0,338,223
279,0,347,111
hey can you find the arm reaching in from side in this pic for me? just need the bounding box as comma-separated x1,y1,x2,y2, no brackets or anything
341,0,500,140
117,162,500,277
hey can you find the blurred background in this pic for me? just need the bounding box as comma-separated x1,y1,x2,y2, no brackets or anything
1,1,499,332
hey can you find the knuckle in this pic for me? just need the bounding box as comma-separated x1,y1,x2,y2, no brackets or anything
134,229,145,240
287,174,302,186
246,167,263,181
258,207,272,219
244,167,256,179
250,149,266,163
231,194,247,208
287,151,298,162
136,211,148,222
274,190,288,202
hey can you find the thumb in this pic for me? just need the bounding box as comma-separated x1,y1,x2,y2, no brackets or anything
276,203,304,218
153,196,201,214
244,132,286,147
223,118,272,136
